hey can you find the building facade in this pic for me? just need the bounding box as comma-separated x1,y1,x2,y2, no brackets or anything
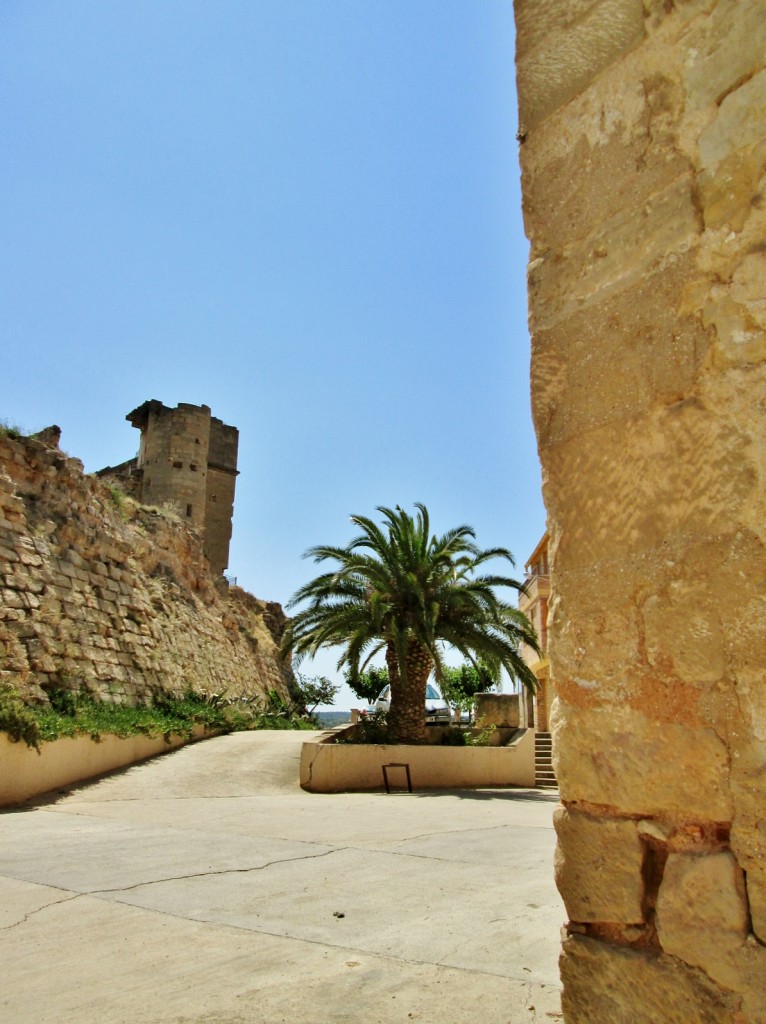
518,532,552,730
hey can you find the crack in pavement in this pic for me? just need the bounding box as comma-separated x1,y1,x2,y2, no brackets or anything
46,791,304,806
89,845,349,895
390,819,553,844
1,892,82,931
1,822,549,896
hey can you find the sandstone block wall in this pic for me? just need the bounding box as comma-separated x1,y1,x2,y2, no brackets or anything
0,431,291,708
515,1,766,1020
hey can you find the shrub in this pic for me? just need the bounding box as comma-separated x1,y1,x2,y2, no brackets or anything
338,711,391,744
107,484,129,519
48,688,79,717
0,685,41,750
465,725,496,747
0,685,318,749
0,418,27,440
441,727,467,746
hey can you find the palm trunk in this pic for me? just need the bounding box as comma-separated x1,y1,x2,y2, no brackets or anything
387,640,430,744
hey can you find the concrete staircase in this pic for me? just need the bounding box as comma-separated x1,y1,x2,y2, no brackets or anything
534,731,558,789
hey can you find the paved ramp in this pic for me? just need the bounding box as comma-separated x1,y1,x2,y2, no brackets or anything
0,730,563,1023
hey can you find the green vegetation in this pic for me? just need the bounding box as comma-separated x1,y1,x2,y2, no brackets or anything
337,710,391,744
344,666,389,705
0,417,28,440
0,684,315,751
440,661,497,723
439,724,497,747
0,685,41,748
293,673,339,717
338,715,498,747
344,662,497,724
106,483,130,519
281,503,540,745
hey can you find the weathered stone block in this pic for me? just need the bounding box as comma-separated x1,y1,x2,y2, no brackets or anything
541,400,754,572
656,851,748,989
730,759,766,944
554,807,644,923
0,608,26,624
682,0,766,110
641,579,725,686
2,589,24,610
527,177,700,335
18,552,42,569
531,257,709,448
560,934,741,1023
551,702,732,820
516,0,645,130
520,63,690,255
25,639,56,674
0,514,26,534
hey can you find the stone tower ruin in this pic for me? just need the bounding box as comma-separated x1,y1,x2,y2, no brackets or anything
101,401,238,576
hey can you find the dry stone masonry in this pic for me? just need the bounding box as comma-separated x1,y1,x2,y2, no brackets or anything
515,0,766,1020
0,429,292,708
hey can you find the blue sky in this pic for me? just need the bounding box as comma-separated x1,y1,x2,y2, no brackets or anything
1,2,545,707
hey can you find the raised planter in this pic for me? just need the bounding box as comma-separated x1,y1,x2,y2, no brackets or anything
0,727,212,806
300,727,535,792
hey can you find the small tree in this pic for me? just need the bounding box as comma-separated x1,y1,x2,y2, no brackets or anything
345,667,389,706
439,662,497,724
293,673,339,720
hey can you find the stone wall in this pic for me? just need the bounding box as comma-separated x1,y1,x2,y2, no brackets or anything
515,1,766,1020
0,430,292,708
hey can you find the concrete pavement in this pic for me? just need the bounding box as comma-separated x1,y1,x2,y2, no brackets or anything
0,731,564,1023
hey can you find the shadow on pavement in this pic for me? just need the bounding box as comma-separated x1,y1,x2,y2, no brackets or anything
405,787,560,802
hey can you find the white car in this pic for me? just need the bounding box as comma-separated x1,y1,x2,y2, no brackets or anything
369,683,451,725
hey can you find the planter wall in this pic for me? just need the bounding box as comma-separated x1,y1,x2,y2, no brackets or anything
300,728,535,792
0,726,210,806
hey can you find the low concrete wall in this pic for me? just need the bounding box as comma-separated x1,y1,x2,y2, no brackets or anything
300,728,536,792
0,727,210,806
475,693,521,728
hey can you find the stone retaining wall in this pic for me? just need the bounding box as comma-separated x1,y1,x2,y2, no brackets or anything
515,1,766,1020
0,430,292,707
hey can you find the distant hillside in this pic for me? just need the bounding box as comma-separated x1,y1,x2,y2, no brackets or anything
314,710,352,728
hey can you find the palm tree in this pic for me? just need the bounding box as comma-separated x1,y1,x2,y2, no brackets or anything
280,504,540,744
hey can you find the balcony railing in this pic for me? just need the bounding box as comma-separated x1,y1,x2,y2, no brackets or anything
520,572,550,606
